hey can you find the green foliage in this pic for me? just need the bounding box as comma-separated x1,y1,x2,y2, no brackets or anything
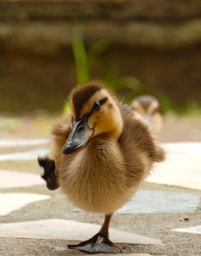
180,101,201,116
63,101,71,114
66,23,200,116
105,72,144,101
0,117,19,132
88,39,110,69
64,24,89,113
72,24,89,84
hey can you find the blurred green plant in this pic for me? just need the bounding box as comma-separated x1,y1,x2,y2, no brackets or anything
105,69,174,114
64,24,89,113
72,24,89,84
65,23,199,116
180,101,201,116
64,23,110,113
0,117,20,132
66,24,146,110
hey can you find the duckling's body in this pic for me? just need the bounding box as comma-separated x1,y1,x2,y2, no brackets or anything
56,108,157,214
39,81,165,253
131,95,163,137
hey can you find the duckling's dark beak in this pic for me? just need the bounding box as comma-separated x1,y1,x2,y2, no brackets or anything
63,119,93,154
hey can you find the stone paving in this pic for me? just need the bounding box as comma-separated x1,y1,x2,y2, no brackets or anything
0,139,162,256
0,138,201,255
0,193,49,216
0,219,161,245
0,170,44,188
148,142,201,190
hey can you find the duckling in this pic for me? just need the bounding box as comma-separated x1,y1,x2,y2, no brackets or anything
131,95,163,137
38,81,165,254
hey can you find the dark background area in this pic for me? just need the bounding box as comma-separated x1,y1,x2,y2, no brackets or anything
0,0,201,114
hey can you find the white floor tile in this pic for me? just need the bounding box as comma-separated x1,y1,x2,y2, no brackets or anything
0,149,48,161
147,142,201,190
0,170,44,188
0,139,48,148
0,219,161,245
0,193,50,216
174,225,201,234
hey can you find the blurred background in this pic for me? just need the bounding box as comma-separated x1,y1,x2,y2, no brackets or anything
0,0,201,142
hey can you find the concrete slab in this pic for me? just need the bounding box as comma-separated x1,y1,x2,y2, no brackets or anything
55,246,153,256
0,139,48,148
0,193,50,216
90,254,156,256
0,219,161,245
173,225,201,235
87,254,152,256
0,170,44,188
0,149,48,161
96,255,152,256
147,142,201,191
84,254,152,256
117,189,200,214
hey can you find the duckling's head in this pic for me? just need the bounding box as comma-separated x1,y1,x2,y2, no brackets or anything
131,95,160,117
63,82,123,154
131,95,162,134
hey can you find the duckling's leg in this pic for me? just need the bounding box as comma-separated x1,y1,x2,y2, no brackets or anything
38,157,60,190
68,214,122,254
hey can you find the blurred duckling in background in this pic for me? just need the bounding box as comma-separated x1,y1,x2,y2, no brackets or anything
131,95,163,137
38,81,165,254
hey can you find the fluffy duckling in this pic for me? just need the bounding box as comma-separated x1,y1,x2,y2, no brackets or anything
131,95,163,137
38,81,165,254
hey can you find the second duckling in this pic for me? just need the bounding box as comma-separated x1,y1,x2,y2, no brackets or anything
131,95,163,137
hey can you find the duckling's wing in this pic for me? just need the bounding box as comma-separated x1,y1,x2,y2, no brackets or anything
120,104,164,163
118,105,165,189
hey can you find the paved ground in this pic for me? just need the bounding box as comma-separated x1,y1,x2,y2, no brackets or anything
0,114,201,256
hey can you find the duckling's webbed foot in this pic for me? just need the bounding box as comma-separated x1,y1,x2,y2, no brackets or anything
38,157,60,190
68,233,122,254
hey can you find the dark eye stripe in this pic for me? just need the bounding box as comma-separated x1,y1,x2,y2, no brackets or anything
99,97,108,106
92,97,108,112
80,97,108,122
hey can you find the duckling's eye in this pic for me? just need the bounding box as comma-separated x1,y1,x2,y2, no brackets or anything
91,98,107,113
93,102,101,111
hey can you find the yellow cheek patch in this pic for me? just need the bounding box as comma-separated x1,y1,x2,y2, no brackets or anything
88,103,123,138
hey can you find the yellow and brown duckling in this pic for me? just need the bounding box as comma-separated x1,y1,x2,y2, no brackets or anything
38,81,165,254
131,95,163,137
